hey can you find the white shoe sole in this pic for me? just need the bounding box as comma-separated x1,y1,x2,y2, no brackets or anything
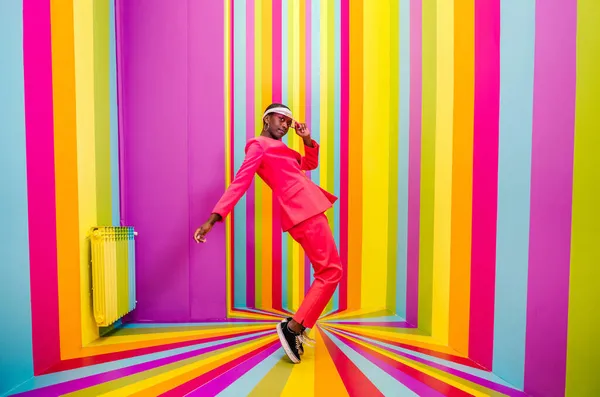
276,323,301,364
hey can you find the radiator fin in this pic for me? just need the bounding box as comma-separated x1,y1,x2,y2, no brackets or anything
90,226,137,327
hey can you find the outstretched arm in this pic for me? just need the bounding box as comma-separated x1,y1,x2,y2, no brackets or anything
194,140,264,242
212,140,264,219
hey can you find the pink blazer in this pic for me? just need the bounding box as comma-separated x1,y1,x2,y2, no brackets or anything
212,136,337,231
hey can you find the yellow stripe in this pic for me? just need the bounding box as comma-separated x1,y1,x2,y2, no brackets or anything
431,0,454,344
281,328,316,395
73,0,99,346
224,0,233,316
290,0,301,310
361,0,390,309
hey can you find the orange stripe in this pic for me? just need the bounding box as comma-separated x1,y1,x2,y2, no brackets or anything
50,0,83,359
448,0,474,355
347,0,363,310
315,328,347,394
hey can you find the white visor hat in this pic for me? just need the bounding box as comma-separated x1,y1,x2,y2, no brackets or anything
262,106,293,120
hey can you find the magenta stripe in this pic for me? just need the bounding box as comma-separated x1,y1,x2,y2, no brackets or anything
468,0,500,370
406,0,422,327
524,1,576,396
13,333,269,396
23,0,61,375
245,0,256,308
271,0,283,310
187,342,280,395
339,0,349,311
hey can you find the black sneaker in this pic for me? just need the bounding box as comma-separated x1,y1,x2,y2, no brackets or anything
276,319,301,364
281,318,304,355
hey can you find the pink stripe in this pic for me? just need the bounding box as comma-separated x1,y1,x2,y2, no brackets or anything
229,0,236,311
23,0,61,374
271,0,283,310
272,0,282,102
245,0,256,308
406,0,422,326
339,0,349,310
469,0,500,369
524,1,576,395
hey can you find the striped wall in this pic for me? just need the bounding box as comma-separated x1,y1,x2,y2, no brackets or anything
225,0,600,395
0,0,120,388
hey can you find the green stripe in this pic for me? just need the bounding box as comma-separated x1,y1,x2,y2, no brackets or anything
418,0,437,333
93,0,112,225
386,0,400,313
248,355,295,396
566,1,600,395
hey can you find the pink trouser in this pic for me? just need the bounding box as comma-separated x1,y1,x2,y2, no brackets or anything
289,213,343,328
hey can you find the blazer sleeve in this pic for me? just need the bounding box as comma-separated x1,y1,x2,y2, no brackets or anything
212,140,264,220
300,139,320,171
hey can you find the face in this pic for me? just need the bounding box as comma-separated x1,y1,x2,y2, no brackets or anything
265,112,293,140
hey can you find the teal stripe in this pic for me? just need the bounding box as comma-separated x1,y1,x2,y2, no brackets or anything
395,0,410,318
281,0,289,311
109,0,120,226
331,0,341,312
216,349,285,396
493,0,535,389
233,0,247,308
326,330,418,396
309,0,320,286
0,2,34,395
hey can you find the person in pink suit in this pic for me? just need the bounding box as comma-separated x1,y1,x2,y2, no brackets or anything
194,103,343,364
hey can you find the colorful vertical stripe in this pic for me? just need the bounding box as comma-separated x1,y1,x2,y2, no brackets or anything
1,1,599,396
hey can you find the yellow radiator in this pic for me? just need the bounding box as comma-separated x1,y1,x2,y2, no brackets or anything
90,226,137,327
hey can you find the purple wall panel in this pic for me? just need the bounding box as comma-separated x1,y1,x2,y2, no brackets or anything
118,0,226,322
188,1,227,320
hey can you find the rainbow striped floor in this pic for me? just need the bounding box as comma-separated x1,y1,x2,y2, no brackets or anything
7,311,526,396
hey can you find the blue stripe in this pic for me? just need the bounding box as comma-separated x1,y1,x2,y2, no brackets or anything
493,0,535,389
309,0,320,287
216,349,285,396
396,0,410,318
233,0,247,308
281,0,289,311
325,330,418,396
0,2,34,395
331,0,341,312
109,0,120,226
